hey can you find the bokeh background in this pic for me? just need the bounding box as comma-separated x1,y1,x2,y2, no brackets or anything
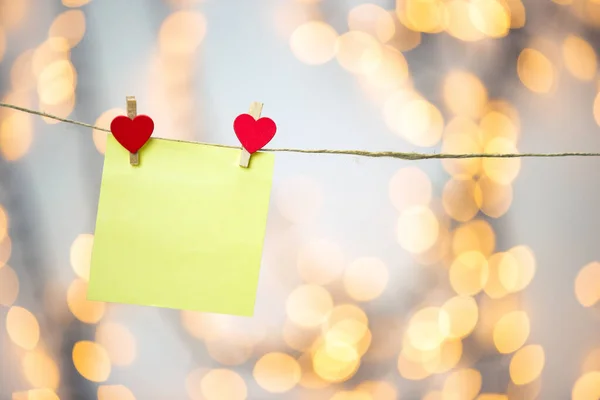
1,0,600,399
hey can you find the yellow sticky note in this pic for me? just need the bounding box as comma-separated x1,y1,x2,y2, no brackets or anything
88,135,274,316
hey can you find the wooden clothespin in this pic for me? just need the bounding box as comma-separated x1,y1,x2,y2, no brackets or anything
126,96,139,166
238,102,264,168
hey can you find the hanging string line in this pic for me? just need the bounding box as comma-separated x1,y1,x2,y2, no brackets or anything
2,101,600,160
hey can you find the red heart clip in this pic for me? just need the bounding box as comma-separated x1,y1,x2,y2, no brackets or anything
110,115,155,153
234,114,277,154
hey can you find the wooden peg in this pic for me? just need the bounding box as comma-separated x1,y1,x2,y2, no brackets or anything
126,96,139,166
239,101,264,168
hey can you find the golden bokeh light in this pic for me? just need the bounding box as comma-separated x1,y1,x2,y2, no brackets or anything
582,347,600,373
482,137,521,185
37,60,77,105
469,0,511,38
441,295,479,339
442,117,483,178
329,390,372,400
364,45,410,92
67,278,106,324
159,11,207,55
445,0,486,41
312,341,360,383
397,352,431,380
400,0,448,33
449,251,489,295
355,380,397,400
6,306,40,350
335,31,383,75
297,238,344,285
283,319,318,352
39,94,76,125
201,369,247,400
205,334,254,366
93,108,124,154
22,350,60,389
72,340,112,382
62,0,92,7
500,245,536,293
398,98,444,147
48,9,86,50
443,368,482,400
325,319,370,353
575,261,600,307
25,389,60,400
95,322,137,366
0,26,5,64
484,252,515,299
325,304,369,332
476,395,508,400
572,371,600,400
595,92,600,127
253,352,301,393
389,166,432,212
275,175,323,223
98,385,136,400
290,21,338,65
0,0,29,30
297,352,330,389
480,110,519,144
493,311,530,353
349,4,395,42
0,206,8,243
443,70,488,119
286,284,334,328
509,344,545,385
31,40,70,79
397,205,439,254
442,177,481,222
452,219,496,258
406,307,450,351
517,48,555,93
186,368,208,400
390,16,422,51
343,257,389,302
0,264,18,306
476,176,513,218
562,35,597,81
0,112,33,161
70,233,93,281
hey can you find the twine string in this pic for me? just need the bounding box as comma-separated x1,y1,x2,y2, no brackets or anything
2,102,600,160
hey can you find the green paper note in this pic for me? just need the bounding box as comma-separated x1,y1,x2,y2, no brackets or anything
88,135,275,316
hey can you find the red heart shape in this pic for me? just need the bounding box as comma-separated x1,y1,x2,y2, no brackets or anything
234,114,277,154
110,115,155,153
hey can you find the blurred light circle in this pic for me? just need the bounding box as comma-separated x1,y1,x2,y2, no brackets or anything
97,385,136,400
0,112,33,161
313,341,360,383
62,0,91,7
343,257,389,302
443,368,482,400
70,234,94,281
493,311,530,354
95,322,137,366
0,0,29,30
397,205,439,254
0,27,5,63
440,295,478,339
37,60,77,105
562,35,597,81
6,306,40,350
575,261,600,307
397,353,431,380
484,252,515,299
452,219,496,258
500,245,535,293
445,0,485,41
404,0,448,33
449,251,489,295
201,369,247,400
93,108,124,154
348,4,395,42
48,10,86,49
480,110,518,144
0,264,18,306
469,0,510,38
389,166,432,212
286,284,333,328
399,98,444,147
25,389,60,400
365,45,409,91
443,70,488,119
509,345,545,385
290,21,338,65
22,350,60,389
476,176,513,219
482,137,521,185
406,307,450,351
517,48,555,93
73,341,111,382
253,352,301,393
572,372,600,400
297,238,345,285
335,31,383,75
159,11,207,55
67,278,106,324
442,177,480,222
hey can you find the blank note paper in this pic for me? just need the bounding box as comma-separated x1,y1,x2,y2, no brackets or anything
88,135,275,316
